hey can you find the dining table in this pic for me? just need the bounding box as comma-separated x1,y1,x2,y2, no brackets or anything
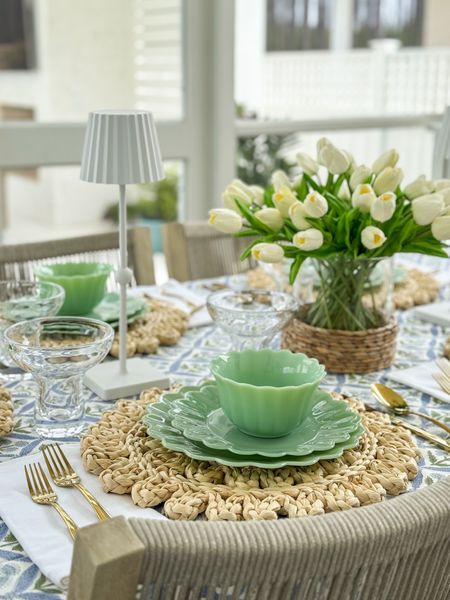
1,254,450,599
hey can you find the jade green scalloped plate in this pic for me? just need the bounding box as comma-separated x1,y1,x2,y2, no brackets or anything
85,293,148,328
142,384,365,469
169,384,361,457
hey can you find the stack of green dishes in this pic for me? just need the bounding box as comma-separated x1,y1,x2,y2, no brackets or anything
85,293,148,328
143,381,364,468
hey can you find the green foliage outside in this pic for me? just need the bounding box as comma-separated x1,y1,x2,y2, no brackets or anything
237,135,296,187
104,170,178,223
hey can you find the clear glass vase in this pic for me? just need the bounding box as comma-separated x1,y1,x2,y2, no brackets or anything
294,256,394,331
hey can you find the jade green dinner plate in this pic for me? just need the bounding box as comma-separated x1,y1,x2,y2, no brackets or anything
85,293,148,327
142,384,365,469
170,384,361,457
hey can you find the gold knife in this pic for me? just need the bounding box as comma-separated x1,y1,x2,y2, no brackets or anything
390,418,450,452
363,403,450,452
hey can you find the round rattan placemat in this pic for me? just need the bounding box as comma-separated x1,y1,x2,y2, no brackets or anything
80,388,420,521
247,266,439,310
109,297,189,358
0,387,14,437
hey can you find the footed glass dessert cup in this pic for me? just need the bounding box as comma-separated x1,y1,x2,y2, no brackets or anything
210,349,326,438
0,281,65,367
206,289,299,351
4,317,113,438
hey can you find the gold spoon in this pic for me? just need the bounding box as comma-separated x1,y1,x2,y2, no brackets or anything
371,383,450,435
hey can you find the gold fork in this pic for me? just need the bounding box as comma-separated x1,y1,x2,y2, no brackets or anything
436,358,450,379
42,443,111,521
24,462,78,540
433,371,450,395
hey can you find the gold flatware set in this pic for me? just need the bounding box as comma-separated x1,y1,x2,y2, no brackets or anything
24,443,110,540
433,357,450,395
370,382,450,452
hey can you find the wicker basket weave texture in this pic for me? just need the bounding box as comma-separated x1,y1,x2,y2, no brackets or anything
282,315,398,374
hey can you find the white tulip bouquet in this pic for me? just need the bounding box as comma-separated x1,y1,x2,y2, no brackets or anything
209,138,449,331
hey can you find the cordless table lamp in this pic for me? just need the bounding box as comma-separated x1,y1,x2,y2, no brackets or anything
81,109,170,399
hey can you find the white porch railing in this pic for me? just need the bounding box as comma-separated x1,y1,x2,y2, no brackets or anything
262,49,450,119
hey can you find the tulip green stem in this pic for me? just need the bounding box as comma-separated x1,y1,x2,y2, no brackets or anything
326,173,334,190
305,257,387,331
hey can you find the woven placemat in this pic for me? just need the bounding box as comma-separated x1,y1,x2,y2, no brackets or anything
443,338,450,360
80,388,421,521
110,297,189,358
0,387,14,437
247,267,439,310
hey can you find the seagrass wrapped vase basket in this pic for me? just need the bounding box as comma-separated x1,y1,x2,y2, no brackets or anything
282,257,398,374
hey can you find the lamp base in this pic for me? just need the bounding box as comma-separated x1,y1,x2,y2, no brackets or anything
84,358,170,400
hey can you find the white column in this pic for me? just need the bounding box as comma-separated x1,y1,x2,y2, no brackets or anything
330,0,354,51
235,0,266,114
182,0,236,218
211,0,236,207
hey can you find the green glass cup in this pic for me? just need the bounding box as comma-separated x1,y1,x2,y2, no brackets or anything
36,262,113,316
210,349,326,438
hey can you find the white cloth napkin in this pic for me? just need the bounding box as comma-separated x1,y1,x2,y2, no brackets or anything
0,444,165,590
387,361,450,404
131,279,212,328
413,301,450,328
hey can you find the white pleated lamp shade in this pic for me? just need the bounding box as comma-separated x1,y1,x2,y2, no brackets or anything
80,110,164,184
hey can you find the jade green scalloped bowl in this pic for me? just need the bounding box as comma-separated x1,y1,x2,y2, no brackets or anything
210,349,326,438
36,262,113,316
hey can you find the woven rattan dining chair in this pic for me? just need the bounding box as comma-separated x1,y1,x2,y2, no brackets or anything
162,222,256,281
68,477,450,600
0,226,155,285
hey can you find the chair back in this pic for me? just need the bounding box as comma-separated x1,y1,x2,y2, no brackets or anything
68,477,450,600
163,222,255,281
0,226,154,285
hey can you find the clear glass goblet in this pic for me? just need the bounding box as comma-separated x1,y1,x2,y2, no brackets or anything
0,281,65,367
207,289,299,351
4,317,114,438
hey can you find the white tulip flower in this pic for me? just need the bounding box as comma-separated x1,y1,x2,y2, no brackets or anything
208,208,242,234
431,215,450,240
434,179,450,192
404,175,434,200
372,149,399,175
343,150,356,174
316,137,330,153
412,193,444,226
273,185,298,217
304,191,328,218
337,180,351,200
251,243,284,263
255,208,284,232
370,192,396,223
317,138,350,175
296,152,319,176
222,183,253,213
351,183,376,213
349,165,371,191
230,178,253,196
271,170,292,191
289,201,310,230
293,228,324,251
249,185,265,206
373,167,404,195
438,186,450,206
292,175,304,189
361,226,386,250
